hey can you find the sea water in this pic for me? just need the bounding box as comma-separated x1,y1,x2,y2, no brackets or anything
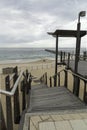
0,48,86,64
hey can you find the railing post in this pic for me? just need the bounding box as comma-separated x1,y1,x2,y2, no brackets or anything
0,100,7,130
58,73,60,87
13,69,20,124
83,80,87,103
83,51,87,61
63,52,65,63
60,51,63,62
29,74,32,90
54,75,56,87
73,75,80,96
67,53,70,69
21,80,26,111
73,75,76,93
25,70,30,94
5,75,13,130
26,69,28,79
45,72,47,85
64,70,68,88
49,77,52,87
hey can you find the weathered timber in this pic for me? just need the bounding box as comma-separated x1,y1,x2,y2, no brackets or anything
0,100,7,130
5,76,13,130
27,87,87,113
13,72,20,124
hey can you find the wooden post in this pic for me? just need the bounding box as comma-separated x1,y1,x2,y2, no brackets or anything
21,80,26,111
50,77,52,87
58,73,60,87
13,70,20,124
67,53,70,69
29,74,32,90
0,100,7,130
83,51,87,61
45,72,47,85
55,35,58,86
72,74,75,93
5,75,13,130
73,75,80,96
73,75,75,93
64,70,68,88
54,75,56,87
26,69,29,79
83,81,87,103
63,52,65,62
60,51,63,62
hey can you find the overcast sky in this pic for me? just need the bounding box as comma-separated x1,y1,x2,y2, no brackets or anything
0,0,87,48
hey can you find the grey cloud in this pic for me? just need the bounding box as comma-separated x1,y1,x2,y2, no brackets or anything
0,0,87,47
0,0,87,21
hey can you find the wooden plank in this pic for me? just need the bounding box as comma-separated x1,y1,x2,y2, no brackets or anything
70,119,87,130
55,121,72,130
31,116,42,129
29,87,86,112
30,120,36,130
39,121,72,130
39,122,56,130
27,86,87,115
51,115,63,121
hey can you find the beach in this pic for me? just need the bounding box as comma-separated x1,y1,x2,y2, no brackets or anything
0,58,86,130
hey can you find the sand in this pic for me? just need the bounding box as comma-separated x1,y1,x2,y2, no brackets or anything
0,58,86,130
0,59,56,130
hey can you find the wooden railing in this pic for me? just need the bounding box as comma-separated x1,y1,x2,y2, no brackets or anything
49,69,87,104
40,72,47,85
59,51,87,63
0,66,32,130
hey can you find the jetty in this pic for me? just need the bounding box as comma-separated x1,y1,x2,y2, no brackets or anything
0,27,87,130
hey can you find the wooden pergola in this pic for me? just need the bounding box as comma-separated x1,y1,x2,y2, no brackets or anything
48,29,86,91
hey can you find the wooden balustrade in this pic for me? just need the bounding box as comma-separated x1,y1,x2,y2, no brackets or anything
0,66,32,130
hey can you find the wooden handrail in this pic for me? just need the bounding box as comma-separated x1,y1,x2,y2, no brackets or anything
50,68,87,82
64,69,87,82
0,71,24,96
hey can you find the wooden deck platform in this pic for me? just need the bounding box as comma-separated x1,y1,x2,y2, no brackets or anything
22,86,87,130
28,87,87,113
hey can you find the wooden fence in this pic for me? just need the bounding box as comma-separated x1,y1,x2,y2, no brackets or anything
0,66,32,130
49,69,87,104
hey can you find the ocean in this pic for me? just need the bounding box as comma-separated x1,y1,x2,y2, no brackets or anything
0,48,86,64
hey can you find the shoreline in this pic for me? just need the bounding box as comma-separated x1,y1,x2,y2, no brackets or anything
0,57,55,65
0,58,55,74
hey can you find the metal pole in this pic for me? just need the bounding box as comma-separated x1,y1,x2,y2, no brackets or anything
55,35,58,86
75,22,81,71
74,20,81,96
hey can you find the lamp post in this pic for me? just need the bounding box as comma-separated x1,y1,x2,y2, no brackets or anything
75,11,86,73
74,11,86,96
